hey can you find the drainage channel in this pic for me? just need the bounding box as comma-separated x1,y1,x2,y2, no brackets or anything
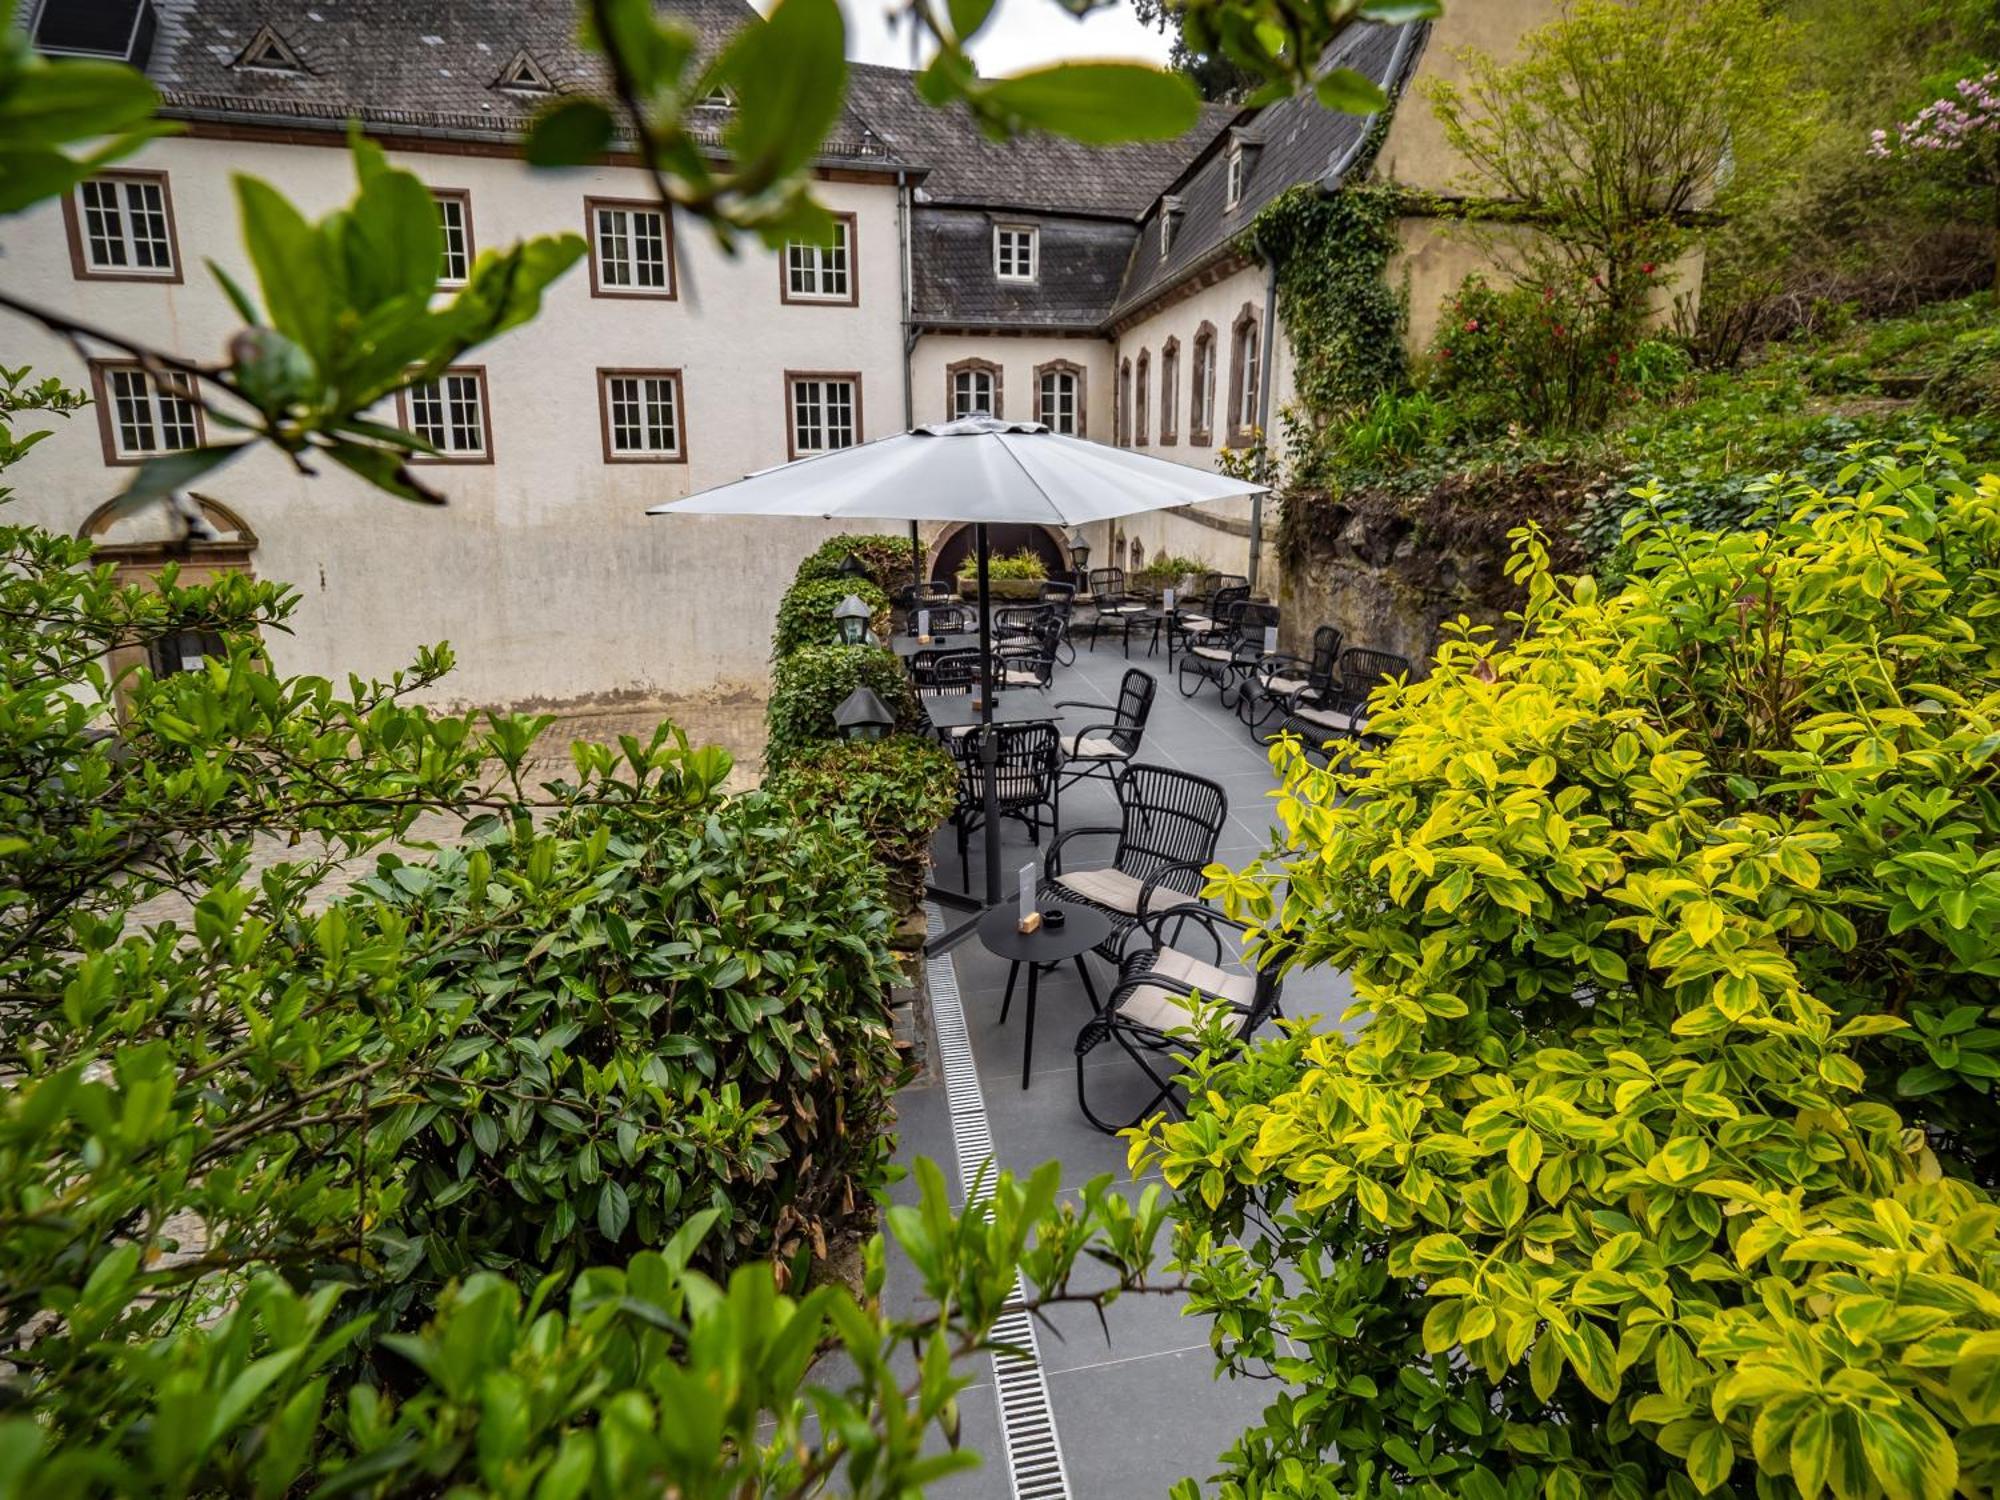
925,907,1072,1500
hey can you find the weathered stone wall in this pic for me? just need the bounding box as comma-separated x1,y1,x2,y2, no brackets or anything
1273,464,1594,668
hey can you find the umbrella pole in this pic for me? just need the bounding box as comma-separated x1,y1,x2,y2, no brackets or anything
976,522,1004,907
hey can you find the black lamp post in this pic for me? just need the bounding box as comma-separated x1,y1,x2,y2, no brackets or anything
834,686,894,743
832,593,873,646
1066,527,1091,585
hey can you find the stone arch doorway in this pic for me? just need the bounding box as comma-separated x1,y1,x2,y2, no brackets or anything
928,522,1068,587
78,493,260,694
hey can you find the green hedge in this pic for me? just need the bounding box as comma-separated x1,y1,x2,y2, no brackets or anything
767,735,957,912
772,574,890,659
764,644,921,772
794,533,920,593
373,731,906,1295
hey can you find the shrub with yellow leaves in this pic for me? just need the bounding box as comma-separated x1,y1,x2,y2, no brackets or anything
1143,436,2000,1500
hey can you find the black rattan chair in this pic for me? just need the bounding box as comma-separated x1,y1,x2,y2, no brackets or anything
1074,901,1284,1132
1038,762,1227,962
996,618,1061,689
1040,582,1079,665
951,722,1061,891
1083,567,1148,651
914,602,975,636
1243,624,1342,735
1177,600,1277,709
1055,666,1155,792
1275,645,1411,761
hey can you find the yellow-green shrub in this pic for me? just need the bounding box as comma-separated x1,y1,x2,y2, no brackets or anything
1144,437,2000,1500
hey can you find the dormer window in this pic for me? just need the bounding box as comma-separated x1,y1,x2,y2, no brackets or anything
494,49,554,93
994,224,1037,282
234,24,303,73
1159,195,1183,257
1225,144,1244,210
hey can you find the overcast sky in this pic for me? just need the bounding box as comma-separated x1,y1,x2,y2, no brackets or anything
797,0,1176,75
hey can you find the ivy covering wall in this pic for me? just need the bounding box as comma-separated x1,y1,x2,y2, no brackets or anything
1244,182,1406,424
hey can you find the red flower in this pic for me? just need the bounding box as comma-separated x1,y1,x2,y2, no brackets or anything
1641,262,1657,276
1464,318,1479,332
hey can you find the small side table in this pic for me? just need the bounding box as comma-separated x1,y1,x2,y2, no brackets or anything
976,898,1111,1090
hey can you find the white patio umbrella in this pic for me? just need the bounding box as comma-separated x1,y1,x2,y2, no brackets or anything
649,414,1267,915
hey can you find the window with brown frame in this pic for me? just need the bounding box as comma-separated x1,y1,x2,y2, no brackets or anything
65,172,180,282
1116,358,1133,447
433,190,473,287
1229,303,1262,444
782,213,857,304
947,358,1002,420
598,369,686,463
1189,323,1217,446
1159,337,1180,445
1135,349,1150,447
398,367,493,462
586,198,676,298
89,361,202,464
1034,361,1084,437
787,372,861,458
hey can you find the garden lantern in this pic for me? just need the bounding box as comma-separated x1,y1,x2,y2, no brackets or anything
835,552,869,580
832,593,872,645
1066,528,1091,579
834,686,894,742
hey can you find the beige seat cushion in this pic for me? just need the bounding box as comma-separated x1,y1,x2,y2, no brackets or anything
1064,733,1125,759
1191,645,1233,663
1178,615,1215,632
1101,604,1148,617
1263,675,1307,696
1001,667,1042,685
1118,947,1257,1031
1055,866,1149,914
1294,705,1347,732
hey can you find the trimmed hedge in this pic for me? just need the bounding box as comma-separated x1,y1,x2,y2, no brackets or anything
764,644,921,771
767,735,957,912
794,534,920,593
773,575,890,659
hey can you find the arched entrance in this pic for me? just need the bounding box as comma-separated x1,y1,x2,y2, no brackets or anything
928,523,1068,586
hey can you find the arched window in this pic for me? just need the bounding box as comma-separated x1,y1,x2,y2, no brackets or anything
1135,349,1150,447
946,357,1002,420
1034,360,1085,436
1189,323,1216,447
1159,337,1180,445
1229,303,1261,443
1117,358,1133,447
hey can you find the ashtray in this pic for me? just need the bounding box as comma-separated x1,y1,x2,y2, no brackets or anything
1040,908,1067,930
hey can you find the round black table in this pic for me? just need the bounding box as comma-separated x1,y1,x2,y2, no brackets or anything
976,898,1110,1090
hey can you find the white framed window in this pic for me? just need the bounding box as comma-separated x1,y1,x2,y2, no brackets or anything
587,199,674,297
71,173,178,279
1191,330,1216,441
1225,145,1245,210
950,364,998,420
403,368,491,460
1037,367,1079,435
1232,313,1261,435
94,363,200,461
1160,214,1173,256
434,191,471,286
600,370,685,461
789,374,859,457
784,214,855,303
994,224,1037,281
1159,342,1180,442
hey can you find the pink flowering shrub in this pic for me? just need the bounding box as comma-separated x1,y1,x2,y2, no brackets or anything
1871,71,2000,292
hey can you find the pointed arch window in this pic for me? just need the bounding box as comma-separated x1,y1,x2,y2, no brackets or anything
1033,360,1084,436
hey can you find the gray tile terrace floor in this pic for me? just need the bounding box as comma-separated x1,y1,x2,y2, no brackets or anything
886,630,1356,1499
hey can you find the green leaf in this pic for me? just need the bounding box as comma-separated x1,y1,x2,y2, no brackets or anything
524,98,618,168
1687,1424,1733,1493
1358,0,1442,20
1314,67,1388,115
235,175,336,364
723,0,848,180
119,443,251,504
321,439,445,505
596,1181,631,1241
980,63,1201,145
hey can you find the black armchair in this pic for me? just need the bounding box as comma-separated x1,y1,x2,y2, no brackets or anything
1273,644,1412,761
1054,666,1155,792
1073,901,1284,1132
995,617,1061,689
1176,599,1277,709
1082,567,1148,651
913,602,975,636
1038,762,1227,961
1242,624,1342,735
951,722,1062,891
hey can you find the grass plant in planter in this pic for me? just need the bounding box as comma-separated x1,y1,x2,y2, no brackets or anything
957,547,1048,600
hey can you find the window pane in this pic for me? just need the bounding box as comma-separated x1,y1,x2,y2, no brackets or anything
126,180,171,269
597,209,630,286
410,381,446,447
446,374,483,453
110,369,153,453
644,378,677,451
156,381,198,450
632,212,666,288
81,179,127,268
609,376,641,452
436,197,468,282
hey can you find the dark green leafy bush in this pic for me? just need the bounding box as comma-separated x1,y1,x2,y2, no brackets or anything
1924,324,2000,417
767,735,957,912
1148,438,2000,1500
764,644,921,770
773,574,890,659
373,729,907,1296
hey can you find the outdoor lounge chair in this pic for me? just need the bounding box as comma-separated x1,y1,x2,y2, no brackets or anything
1177,600,1278,710
1273,645,1412,761
1055,666,1154,793
951,722,1061,891
1038,762,1227,962
1242,624,1342,736
1082,567,1149,651
1073,901,1283,1133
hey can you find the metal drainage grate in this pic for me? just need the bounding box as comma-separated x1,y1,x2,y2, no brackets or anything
925,907,1072,1500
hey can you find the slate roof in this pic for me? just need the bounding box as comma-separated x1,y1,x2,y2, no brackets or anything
910,208,1136,330
139,0,899,163
845,63,1237,220
1108,20,1427,323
